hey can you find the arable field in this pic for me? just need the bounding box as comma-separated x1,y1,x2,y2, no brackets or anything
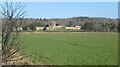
20,32,118,65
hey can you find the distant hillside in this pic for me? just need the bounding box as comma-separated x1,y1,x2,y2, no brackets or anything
49,17,118,26
20,16,118,32
22,16,118,26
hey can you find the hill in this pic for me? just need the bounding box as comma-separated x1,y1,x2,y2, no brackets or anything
22,16,118,26
20,16,118,32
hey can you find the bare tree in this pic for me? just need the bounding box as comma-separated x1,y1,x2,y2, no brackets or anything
0,17,2,66
0,1,26,64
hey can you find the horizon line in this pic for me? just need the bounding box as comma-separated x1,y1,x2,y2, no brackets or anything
24,16,118,19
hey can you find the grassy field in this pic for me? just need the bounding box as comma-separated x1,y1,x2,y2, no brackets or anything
20,32,118,65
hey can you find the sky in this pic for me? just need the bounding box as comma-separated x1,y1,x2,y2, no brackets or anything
0,0,119,2
0,2,118,19
25,2,118,19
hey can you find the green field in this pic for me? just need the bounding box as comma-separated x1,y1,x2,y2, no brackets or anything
20,32,118,65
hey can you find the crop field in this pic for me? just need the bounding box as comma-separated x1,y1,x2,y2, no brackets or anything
20,32,118,65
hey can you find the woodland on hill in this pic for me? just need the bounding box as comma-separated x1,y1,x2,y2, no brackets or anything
5,17,118,32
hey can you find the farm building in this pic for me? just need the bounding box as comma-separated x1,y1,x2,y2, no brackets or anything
48,21,63,30
65,26,81,30
49,21,56,27
36,21,81,31
36,27,44,30
13,27,23,31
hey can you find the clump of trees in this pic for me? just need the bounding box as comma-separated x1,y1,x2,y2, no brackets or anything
81,22,95,32
81,22,118,32
22,22,42,31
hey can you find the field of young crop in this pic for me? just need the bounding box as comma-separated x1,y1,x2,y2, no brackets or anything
20,32,118,65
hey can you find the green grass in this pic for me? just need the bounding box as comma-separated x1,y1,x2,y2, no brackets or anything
20,32,118,65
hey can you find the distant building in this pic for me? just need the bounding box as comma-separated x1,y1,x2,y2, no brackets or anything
36,27,44,30
65,26,81,30
48,21,57,30
49,21,56,27
36,21,82,31
13,27,23,31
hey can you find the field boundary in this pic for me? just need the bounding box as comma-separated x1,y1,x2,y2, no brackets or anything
19,32,118,34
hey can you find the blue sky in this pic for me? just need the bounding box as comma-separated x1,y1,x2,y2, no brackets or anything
24,2,118,19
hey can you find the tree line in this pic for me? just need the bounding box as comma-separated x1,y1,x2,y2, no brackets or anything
81,22,118,32
21,20,118,32
19,17,118,32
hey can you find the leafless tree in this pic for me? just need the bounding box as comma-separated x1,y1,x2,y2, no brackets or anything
0,1,26,64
